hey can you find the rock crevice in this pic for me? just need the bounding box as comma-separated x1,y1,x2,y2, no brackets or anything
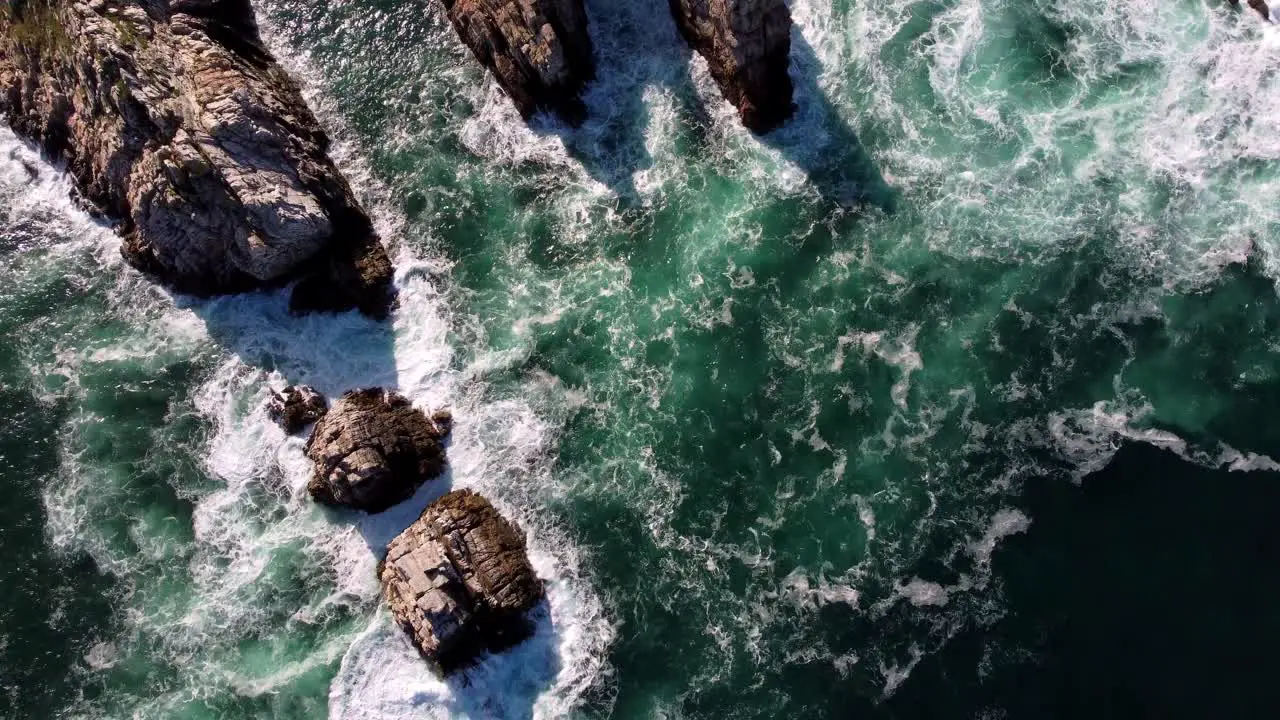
0,0,394,316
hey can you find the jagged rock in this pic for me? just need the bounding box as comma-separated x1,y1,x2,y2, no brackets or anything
304,388,449,512
0,0,394,317
381,489,544,674
669,0,794,133
440,0,594,124
266,385,328,434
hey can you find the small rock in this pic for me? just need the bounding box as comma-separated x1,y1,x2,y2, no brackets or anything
381,489,544,674
266,385,328,434
304,388,450,512
430,408,454,437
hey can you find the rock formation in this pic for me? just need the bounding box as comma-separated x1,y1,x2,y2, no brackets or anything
0,0,394,317
439,0,594,124
305,388,449,512
381,489,544,674
669,0,794,133
1230,0,1273,21
267,384,327,434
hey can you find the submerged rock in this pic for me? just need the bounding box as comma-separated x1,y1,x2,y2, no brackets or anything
669,0,794,133
0,0,394,317
381,489,544,674
439,0,594,124
305,388,450,512
267,385,328,434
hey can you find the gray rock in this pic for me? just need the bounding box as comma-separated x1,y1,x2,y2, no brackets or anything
0,0,394,317
304,388,449,512
669,0,794,132
266,384,328,434
440,0,594,124
381,489,544,675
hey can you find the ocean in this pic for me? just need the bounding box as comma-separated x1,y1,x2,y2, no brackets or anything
2,0,1279,717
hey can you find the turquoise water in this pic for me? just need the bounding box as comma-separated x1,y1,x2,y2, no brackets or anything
3,0,1280,717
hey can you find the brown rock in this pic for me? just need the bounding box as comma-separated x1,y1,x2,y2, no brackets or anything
669,0,794,133
304,388,450,512
440,0,594,124
1230,0,1273,20
381,489,544,674
267,385,328,434
0,0,394,317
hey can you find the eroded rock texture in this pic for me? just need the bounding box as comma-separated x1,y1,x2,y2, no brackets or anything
0,0,394,316
381,489,544,674
305,388,450,512
669,0,793,132
440,0,594,124
267,384,327,434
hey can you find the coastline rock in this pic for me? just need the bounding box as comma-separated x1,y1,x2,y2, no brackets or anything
0,0,394,317
1230,0,1273,20
305,388,450,512
669,0,794,133
381,489,544,674
440,0,594,124
267,385,328,434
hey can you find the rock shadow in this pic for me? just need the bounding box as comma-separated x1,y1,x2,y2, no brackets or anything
759,27,898,212
181,288,400,394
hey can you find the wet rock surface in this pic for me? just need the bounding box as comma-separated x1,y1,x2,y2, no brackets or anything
380,489,544,675
266,385,328,434
0,0,394,316
440,0,594,124
305,388,449,512
669,0,794,132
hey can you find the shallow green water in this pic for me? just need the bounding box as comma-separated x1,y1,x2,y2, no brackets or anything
3,0,1280,717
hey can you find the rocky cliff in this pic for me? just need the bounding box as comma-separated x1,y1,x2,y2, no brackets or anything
381,489,544,674
669,0,793,133
439,0,594,124
0,0,394,316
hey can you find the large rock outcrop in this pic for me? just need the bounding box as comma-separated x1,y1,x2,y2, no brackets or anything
440,0,594,124
381,489,544,674
305,388,451,512
669,0,793,133
0,0,394,317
